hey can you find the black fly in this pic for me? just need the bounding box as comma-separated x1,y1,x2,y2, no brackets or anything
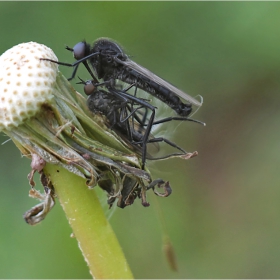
80,78,203,169
41,37,203,117
41,38,205,168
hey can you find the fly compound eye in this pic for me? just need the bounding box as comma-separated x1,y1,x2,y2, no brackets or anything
73,42,86,60
84,80,95,96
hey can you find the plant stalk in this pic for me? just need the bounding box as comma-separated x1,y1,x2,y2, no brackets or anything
44,163,134,279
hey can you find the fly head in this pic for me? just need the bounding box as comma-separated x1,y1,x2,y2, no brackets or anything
66,41,91,61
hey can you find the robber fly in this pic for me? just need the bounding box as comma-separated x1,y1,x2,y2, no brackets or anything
80,78,203,169
41,37,203,117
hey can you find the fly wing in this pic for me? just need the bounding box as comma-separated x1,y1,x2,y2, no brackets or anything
115,58,203,107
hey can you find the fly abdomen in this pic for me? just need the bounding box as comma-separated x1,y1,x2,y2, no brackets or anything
175,102,192,116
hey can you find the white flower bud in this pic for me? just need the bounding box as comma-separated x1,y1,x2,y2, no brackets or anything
0,42,58,130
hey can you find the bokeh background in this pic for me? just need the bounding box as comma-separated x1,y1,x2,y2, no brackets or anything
1,2,280,278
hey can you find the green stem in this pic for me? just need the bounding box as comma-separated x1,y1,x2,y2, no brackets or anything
44,163,134,279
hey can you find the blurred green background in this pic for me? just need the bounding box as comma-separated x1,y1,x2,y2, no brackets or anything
1,2,280,278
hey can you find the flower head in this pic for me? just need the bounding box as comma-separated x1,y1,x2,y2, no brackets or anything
0,42,58,130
